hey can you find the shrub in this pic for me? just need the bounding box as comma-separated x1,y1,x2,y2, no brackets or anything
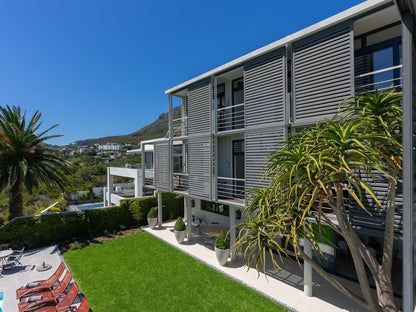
174,217,186,231
215,231,230,250
54,200,67,211
123,196,157,226
68,241,85,250
0,203,136,249
0,191,184,249
147,207,158,218
48,207,61,213
162,192,184,219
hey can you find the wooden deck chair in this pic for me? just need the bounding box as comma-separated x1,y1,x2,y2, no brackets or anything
73,297,90,312
16,261,66,300
18,270,72,312
34,283,79,312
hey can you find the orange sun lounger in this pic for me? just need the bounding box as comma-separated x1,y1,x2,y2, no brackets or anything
34,283,81,312
16,261,66,300
18,270,72,312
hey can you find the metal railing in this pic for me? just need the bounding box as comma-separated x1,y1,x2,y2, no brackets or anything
110,163,141,169
172,116,188,137
173,173,188,192
355,65,402,93
144,170,155,187
145,178,154,187
217,176,245,200
217,103,244,132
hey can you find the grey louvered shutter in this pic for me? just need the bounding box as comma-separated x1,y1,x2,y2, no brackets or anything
188,78,211,135
349,171,403,234
292,21,353,125
154,140,170,191
244,48,286,128
188,135,211,199
245,126,285,192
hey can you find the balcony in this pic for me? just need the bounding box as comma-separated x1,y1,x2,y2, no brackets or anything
110,162,141,169
173,173,188,192
144,170,155,188
172,116,188,137
217,103,244,133
217,177,245,204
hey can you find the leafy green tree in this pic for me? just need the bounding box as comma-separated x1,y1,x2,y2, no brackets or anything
235,89,401,312
0,105,70,219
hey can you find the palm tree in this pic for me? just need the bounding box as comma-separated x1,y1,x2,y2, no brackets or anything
235,89,402,312
0,105,70,219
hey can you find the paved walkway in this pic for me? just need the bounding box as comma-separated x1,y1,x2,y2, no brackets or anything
144,221,365,312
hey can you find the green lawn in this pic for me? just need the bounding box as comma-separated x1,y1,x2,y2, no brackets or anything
63,232,289,312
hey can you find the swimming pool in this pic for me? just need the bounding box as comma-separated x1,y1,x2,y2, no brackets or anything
0,292,4,312
76,203,104,211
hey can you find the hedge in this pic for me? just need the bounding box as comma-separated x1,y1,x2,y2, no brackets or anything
0,192,183,249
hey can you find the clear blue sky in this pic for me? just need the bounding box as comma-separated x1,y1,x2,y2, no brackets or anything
0,0,364,146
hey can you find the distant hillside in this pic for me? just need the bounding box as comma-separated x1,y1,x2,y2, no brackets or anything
75,106,181,146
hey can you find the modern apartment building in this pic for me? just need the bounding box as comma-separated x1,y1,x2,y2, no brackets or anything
141,0,416,310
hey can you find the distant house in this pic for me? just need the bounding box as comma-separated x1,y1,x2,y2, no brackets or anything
98,143,121,151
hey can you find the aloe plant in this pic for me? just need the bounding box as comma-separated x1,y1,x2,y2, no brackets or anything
235,89,402,312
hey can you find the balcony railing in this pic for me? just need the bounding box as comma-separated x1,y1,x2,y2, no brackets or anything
355,64,402,93
110,162,141,169
172,116,188,137
144,170,154,187
173,173,188,192
217,177,245,200
217,103,244,132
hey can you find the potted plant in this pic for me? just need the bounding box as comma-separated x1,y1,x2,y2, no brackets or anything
214,231,230,266
147,207,158,229
174,217,186,244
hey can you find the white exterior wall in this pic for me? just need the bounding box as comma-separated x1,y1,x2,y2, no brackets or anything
190,199,245,227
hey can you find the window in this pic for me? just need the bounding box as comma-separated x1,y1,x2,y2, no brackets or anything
172,144,185,173
232,77,244,130
355,23,401,92
216,84,226,109
145,151,153,169
201,200,229,216
232,78,244,105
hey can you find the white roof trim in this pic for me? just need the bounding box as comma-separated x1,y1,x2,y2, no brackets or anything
141,138,169,145
165,0,392,95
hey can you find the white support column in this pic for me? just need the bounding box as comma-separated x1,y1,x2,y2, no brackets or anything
304,238,313,297
229,206,236,261
107,168,113,206
157,190,163,228
103,187,107,207
134,169,142,198
185,196,191,241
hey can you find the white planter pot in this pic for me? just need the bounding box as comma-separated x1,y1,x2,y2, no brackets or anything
215,247,230,266
174,230,186,244
147,217,157,229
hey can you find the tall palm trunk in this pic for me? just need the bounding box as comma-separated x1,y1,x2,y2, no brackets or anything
9,183,23,219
